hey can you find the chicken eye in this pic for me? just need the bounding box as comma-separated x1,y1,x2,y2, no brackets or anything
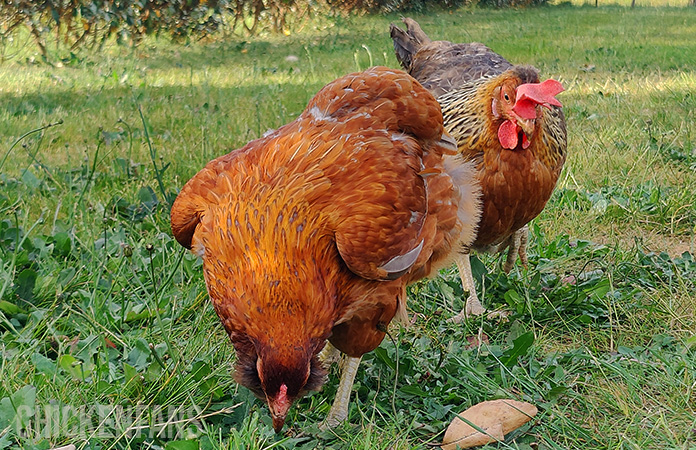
503,93,511,102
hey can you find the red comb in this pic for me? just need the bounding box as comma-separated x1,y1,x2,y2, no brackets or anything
513,79,564,119
278,384,288,402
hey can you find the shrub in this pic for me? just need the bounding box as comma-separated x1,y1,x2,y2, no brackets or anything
327,0,469,13
0,0,228,59
476,0,549,7
0,0,548,60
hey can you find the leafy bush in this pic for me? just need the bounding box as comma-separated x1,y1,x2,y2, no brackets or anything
0,0,228,59
228,0,314,34
0,0,554,60
326,0,468,13
476,0,549,7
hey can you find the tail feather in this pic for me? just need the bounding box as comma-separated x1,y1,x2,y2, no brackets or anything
389,17,431,71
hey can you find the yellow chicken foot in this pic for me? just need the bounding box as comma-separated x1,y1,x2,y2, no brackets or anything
502,225,529,274
450,252,486,323
321,355,362,429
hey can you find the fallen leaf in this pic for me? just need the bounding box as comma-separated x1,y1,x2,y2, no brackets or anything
441,399,538,450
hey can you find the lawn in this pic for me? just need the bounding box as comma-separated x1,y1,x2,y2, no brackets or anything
1,3,695,449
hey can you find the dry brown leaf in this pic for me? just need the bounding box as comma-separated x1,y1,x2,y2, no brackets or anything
441,399,537,450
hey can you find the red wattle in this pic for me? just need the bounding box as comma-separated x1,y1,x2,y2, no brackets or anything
498,120,518,149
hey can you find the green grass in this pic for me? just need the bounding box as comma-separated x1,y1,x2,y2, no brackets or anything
1,4,695,449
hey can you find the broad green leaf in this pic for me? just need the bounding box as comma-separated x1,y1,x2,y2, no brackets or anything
52,232,72,257
501,331,535,368
125,308,153,323
75,334,102,361
127,338,151,369
59,354,85,380
11,385,35,421
0,385,36,430
31,352,56,375
374,347,395,370
0,398,15,430
95,380,117,395
504,289,523,306
138,186,158,205
585,278,611,299
145,361,163,382
20,169,41,190
399,385,429,397
0,300,25,315
14,268,37,303
123,362,139,385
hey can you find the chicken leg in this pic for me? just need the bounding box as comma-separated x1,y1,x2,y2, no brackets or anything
321,355,362,428
450,252,486,322
451,225,529,322
501,225,529,274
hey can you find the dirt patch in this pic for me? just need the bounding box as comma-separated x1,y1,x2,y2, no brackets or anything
592,229,695,258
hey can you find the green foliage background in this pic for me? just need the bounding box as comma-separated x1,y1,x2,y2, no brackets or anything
0,0,546,62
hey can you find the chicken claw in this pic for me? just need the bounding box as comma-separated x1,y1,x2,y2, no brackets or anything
450,252,486,323
502,225,529,274
450,223,531,322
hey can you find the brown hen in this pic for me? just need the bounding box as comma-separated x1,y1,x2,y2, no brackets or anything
391,18,567,321
170,67,481,431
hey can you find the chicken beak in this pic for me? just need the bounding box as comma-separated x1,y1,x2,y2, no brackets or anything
271,411,288,433
516,117,535,142
267,384,292,432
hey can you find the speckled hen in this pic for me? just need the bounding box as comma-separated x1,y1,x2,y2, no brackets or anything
391,18,567,320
